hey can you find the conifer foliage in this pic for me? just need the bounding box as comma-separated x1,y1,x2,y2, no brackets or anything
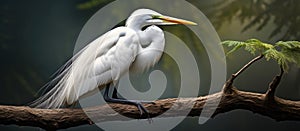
222,39,300,72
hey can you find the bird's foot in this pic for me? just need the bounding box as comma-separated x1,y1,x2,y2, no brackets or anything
134,101,153,123
131,100,156,105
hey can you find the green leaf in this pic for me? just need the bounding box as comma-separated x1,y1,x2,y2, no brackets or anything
222,40,245,55
264,49,291,71
222,38,273,55
222,39,300,72
276,41,300,67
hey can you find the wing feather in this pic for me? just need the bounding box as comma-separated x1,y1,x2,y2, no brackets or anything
30,27,139,108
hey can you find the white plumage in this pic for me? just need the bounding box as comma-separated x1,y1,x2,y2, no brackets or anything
30,9,196,109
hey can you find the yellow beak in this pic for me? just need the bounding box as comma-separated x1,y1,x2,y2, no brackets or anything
160,16,197,25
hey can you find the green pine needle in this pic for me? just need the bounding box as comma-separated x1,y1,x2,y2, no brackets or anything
222,39,300,72
276,41,300,68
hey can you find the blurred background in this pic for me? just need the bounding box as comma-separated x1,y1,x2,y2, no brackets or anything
0,0,300,130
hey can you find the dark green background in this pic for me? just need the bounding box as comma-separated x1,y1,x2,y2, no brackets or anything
0,0,299,130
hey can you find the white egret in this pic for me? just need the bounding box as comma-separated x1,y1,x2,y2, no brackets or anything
30,9,197,116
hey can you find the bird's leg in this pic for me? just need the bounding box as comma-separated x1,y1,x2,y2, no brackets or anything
112,87,155,104
112,87,123,99
112,87,118,98
104,84,151,118
112,82,121,99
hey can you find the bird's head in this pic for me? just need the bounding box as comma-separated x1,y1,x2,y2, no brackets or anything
126,9,197,30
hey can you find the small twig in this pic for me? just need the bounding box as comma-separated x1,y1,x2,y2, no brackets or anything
265,66,284,101
232,54,264,79
223,54,264,93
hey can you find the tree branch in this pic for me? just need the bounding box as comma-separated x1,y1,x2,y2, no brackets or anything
223,54,264,93
265,66,284,101
1,87,300,130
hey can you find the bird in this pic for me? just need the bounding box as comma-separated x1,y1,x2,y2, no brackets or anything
30,8,197,116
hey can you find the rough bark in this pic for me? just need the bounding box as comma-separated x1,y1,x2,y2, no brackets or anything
1,88,300,130
265,66,284,101
1,54,293,130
